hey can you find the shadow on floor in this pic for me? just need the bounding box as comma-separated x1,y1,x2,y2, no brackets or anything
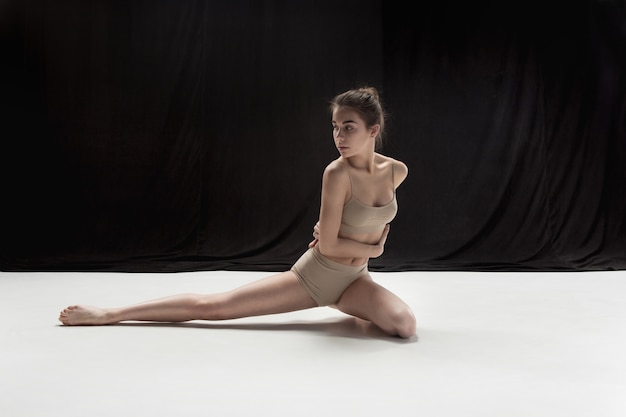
59,316,418,343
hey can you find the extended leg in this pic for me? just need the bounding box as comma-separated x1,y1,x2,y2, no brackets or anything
59,271,317,326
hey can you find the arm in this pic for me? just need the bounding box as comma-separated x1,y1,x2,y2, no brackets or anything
393,159,409,189
309,159,408,251
308,221,389,256
315,163,386,259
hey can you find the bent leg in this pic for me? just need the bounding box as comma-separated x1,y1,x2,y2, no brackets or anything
59,271,317,326
333,274,416,339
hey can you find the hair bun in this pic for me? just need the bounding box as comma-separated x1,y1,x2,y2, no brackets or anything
360,86,379,100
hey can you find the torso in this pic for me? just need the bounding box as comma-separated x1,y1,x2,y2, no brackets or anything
327,154,404,266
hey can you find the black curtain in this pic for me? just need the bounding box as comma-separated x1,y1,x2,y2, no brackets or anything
1,0,624,272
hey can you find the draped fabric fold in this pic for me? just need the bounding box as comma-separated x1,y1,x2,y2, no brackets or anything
1,0,624,272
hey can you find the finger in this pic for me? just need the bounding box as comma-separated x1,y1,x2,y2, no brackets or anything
378,224,391,245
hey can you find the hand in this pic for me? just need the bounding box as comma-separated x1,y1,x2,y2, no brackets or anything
308,221,321,248
372,224,391,258
378,224,390,246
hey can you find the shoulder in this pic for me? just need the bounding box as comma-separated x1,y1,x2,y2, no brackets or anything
376,154,408,187
321,158,350,201
323,158,349,182
393,159,409,186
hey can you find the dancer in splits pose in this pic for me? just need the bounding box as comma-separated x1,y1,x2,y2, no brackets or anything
59,87,416,338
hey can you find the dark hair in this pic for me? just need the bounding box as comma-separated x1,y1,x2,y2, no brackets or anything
330,86,387,149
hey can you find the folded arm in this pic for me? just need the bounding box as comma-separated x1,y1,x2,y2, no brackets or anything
314,162,388,259
309,221,389,259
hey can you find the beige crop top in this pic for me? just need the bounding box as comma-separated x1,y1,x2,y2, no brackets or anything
339,165,398,235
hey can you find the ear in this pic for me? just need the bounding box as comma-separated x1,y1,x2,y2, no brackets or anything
370,124,380,138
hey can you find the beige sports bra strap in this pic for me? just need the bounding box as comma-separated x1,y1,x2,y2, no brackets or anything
346,169,354,198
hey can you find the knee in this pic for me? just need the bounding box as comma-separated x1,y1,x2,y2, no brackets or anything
191,294,226,320
392,307,416,339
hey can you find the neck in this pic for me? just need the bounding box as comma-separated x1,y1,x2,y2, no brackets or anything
343,152,376,173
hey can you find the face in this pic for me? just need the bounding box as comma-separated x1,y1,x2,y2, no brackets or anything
331,106,379,158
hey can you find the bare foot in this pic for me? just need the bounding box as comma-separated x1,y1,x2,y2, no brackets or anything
58,305,117,326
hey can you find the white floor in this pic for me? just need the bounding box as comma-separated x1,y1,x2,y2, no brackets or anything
1,270,625,417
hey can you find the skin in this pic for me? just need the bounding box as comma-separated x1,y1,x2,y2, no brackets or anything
59,105,417,339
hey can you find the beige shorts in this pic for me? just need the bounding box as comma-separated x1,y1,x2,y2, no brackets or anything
291,247,368,306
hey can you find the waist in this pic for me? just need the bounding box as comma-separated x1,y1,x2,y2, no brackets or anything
313,246,368,268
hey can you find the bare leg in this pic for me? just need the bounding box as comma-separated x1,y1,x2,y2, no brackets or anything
333,274,416,339
59,271,317,326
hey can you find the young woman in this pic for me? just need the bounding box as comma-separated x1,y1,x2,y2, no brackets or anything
59,87,417,339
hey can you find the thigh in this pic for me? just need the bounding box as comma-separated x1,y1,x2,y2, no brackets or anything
334,274,416,338
217,270,318,319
